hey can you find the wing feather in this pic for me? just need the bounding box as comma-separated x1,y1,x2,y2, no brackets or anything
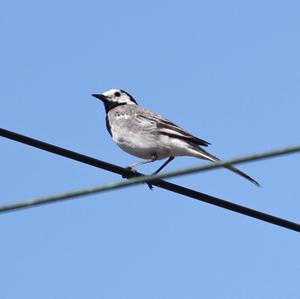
135,108,210,147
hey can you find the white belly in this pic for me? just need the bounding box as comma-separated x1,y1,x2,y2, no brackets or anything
112,133,170,160
111,129,193,160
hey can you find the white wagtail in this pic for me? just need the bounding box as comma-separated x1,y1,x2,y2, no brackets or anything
92,89,259,186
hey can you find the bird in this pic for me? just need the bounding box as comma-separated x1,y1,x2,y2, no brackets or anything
92,89,260,186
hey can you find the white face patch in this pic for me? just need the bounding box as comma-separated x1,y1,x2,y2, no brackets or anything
102,89,120,97
101,89,138,106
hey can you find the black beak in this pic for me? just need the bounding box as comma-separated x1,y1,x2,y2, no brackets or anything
92,94,106,101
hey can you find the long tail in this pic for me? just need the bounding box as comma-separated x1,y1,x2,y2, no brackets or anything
191,148,260,187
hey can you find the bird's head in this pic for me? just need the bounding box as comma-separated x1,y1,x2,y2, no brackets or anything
92,89,138,113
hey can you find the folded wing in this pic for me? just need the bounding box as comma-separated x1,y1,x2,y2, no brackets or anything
135,108,210,147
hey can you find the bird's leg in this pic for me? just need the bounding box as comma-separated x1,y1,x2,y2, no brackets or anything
152,156,175,175
147,156,175,190
127,153,158,170
125,154,158,190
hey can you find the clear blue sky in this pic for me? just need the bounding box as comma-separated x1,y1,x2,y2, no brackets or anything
1,1,300,298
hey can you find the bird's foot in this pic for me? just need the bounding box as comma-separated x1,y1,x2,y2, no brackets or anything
122,166,137,179
122,167,154,191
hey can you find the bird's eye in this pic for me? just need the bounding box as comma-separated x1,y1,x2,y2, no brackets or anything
114,92,121,97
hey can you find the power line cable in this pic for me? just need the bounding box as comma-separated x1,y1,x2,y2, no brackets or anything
0,174,300,233
1,128,300,233
2,128,300,181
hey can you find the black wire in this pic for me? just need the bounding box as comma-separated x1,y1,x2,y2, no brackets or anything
1,128,300,233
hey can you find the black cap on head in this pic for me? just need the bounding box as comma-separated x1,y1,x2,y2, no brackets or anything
120,89,138,104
